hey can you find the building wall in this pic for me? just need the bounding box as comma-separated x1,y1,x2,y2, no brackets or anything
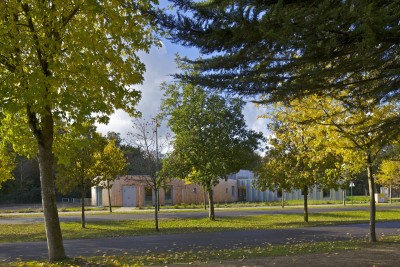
95,175,238,207
92,171,345,207
236,179,344,202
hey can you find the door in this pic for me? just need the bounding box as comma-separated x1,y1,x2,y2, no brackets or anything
122,186,136,207
96,186,103,206
238,186,247,202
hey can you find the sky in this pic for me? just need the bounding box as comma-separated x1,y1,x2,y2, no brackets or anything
96,5,269,144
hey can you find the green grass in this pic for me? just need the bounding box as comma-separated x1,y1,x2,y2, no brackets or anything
1,209,399,243
346,195,370,204
9,235,400,267
0,198,385,214
0,206,107,214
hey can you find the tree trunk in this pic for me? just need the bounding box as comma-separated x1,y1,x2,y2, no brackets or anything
389,185,392,204
35,113,66,262
281,188,285,208
107,180,112,213
157,189,160,211
303,187,309,223
366,154,377,242
154,187,159,232
81,180,86,229
208,189,215,220
203,186,207,210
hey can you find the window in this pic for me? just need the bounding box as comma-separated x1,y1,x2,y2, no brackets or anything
231,186,235,197
238,186,246,202
145,187,153,205
226,188,228,194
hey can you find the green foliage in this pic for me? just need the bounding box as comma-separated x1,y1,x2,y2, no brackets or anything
255,100,346,195
161,80,263,184
0,0,159,126
95,139,128,188
0,0,159,259
376,160,400,189
157,1,400,111
0,143,15,189
54,125,106,195
160,75,263,218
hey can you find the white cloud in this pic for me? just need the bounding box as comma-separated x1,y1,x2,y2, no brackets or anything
97,42,271,145
243,102,269,135
96,43,176,140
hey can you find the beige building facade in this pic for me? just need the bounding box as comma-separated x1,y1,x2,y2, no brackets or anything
92,175,238,207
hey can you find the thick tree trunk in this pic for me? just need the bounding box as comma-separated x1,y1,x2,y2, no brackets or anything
281,188,285,208
81,181,86,229
107,181,112,213
303,187,308,223
366,154,377,242
36,117,66,261
208,189,215,220
154,187,159,232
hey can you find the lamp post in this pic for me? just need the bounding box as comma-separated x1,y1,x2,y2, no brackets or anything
349,181,355,205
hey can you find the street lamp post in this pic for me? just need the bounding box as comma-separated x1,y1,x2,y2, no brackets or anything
349,181,355,205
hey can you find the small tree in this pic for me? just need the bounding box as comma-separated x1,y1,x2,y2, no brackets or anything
276,95,399,241
55,126,105,228
376,160,400,204
255,149,292,209
256,104,343,222
0,143,15,189
128,117,170,231
95,139,127,213
161,77,263,220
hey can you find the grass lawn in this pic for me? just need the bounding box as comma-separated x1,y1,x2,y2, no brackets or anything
1,209,399,243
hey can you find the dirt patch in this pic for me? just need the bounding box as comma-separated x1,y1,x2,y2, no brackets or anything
166,244,400,267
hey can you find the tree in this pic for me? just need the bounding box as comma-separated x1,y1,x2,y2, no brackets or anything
95,139,128,213
255,149,291,209
0,1,158,261
128,117,170,231
376,160,400,204
122,144,152,175
279,95,399,242
55,126,106,228
255,103,345,222
107,132,123,147
0,143,15,190
1,155,41,204
161,78,263,220
156,1,399,116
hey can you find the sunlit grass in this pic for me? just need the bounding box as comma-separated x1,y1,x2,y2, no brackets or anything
1,210,399,243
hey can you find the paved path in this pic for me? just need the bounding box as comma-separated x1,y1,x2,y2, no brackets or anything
1,204,399,224
1,221,399,262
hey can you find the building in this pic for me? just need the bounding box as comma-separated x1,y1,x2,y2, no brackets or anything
91,170,345,207
232,170,344,202
91,175,238,207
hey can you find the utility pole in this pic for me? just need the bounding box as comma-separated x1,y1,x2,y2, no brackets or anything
155,118,160,211
154,117,160,231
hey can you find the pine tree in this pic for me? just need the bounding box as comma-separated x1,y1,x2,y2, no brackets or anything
156,0,400,128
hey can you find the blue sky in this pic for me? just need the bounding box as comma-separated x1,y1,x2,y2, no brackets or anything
96,2,268,143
